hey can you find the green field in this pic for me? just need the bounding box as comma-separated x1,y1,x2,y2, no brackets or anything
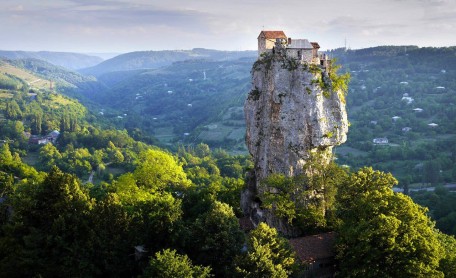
0,63,50,90
22,151,40,167
154,127,175,143
334,146,368,157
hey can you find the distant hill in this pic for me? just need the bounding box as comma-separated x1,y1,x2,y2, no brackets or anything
4,58,107,98
0,59,52,91
91,57,255,151
79,48,256,76
0,50,103,70
84,52,122,60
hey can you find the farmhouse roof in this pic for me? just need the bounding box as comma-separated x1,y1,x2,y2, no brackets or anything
311,42,320,49
258,31,287,39
49,130,60,137
289,232,336,263
288,39,313,49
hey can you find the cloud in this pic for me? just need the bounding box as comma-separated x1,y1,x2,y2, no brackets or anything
1,1,213,30
1,0,456,52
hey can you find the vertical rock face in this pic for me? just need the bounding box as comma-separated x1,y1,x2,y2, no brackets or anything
242,54,348,236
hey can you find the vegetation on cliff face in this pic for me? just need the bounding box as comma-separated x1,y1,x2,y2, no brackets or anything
259,155,348,234
327,59,350,103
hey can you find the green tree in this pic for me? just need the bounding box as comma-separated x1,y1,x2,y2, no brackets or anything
188,201,244,276
39,143,62,170
194,143,211,158
424,160,440,185
0,172,14,229
30,111,43,135
336,167,444,277
3,167,95,277
235,223,295,277
260,157,347,233
134,149,190,192
0,143,13,164
111,171,183,255
89,193,134,276
5,100,22,120
143,249,212,278
437,232,456,277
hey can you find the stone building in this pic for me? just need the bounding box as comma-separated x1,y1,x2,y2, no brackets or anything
257,30,287,55
257,30,329,68
286,39,313,63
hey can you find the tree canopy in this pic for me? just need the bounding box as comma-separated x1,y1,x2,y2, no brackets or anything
336,167,444,278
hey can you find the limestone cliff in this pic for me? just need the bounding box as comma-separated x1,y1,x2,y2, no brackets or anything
242,53,348,236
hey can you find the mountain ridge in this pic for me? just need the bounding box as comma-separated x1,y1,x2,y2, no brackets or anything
79,48,257,76
0,50,103,70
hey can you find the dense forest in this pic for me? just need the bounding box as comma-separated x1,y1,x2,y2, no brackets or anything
1,48,456,277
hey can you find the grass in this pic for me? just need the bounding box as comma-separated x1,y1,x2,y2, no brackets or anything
226,127,245,141
22,151,40,166
334,146,368,157
154,127,175,143
107,166,126,176
51,94,74,105
198,121,236,142
0,91,13,99
0,63,50,90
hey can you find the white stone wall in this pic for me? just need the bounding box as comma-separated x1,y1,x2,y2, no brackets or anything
286,49,313,63
258,38,279,56
258,37,266,55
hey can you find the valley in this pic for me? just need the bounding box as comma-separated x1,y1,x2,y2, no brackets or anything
1,45,456,276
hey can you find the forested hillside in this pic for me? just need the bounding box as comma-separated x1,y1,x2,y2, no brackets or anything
330,46,456,186
1,47,456,277
93,57,254,152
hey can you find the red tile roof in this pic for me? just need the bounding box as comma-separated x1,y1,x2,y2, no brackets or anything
259,31,287,39
289,232,336,263
311,42,320,49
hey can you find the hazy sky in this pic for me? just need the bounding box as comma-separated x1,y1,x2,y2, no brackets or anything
1,0,455,53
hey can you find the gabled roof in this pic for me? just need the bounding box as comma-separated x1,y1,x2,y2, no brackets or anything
258,30,287,39
288,39,313,49
49,130,60,136
289,232,336,263
311,42,320,49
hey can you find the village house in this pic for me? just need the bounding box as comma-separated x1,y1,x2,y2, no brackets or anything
373,138,389,144
257,30,328,68
289,232,337,278
401,96,414,104
48,130,60,143
29,135,48,145
402,127,412,132
28,130,60,145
